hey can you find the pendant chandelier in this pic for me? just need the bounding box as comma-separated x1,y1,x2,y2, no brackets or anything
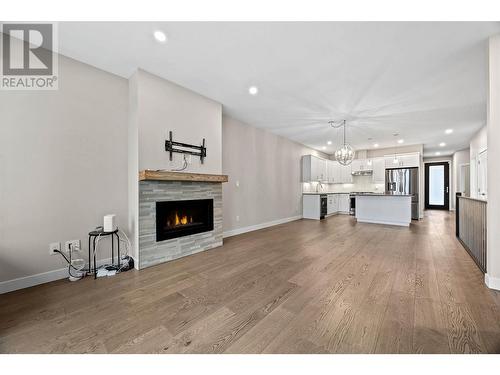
331,120,355,166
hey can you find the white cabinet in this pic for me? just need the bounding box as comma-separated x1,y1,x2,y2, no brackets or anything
372,157,385,184
303,155,355,184
351,159,373,172
327,160,344,183
351,159,362,172
302,155,327,182
328,193,349,215
303,195,321,219
385,153,420,168
338,193,350,213
327,194,338,215
340,164,352,183
385,156,398,168
313,156,327,181
398,154,420,168
326,160,338,183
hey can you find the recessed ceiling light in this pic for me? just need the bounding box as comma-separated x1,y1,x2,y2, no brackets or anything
248,86,258,95
322,146,326,150
435,152,441,156
445,129,453,134
439,142,446,147
327,141,332,145
373,143,379,148
153,30,167,43
397,139,404,144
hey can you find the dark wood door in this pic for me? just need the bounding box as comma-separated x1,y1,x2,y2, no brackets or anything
425,162,449,210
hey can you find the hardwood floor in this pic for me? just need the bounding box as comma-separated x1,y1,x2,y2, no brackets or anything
2,210,500,353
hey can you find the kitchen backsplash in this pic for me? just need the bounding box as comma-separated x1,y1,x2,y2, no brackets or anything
302,175,385,193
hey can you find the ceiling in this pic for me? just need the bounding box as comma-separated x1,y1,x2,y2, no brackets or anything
58,22,500,156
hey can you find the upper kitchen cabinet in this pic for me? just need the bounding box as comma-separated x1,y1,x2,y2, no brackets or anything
302,155,327,182
384,152,420,168
351,159,373,172
327,159,342,183
372,157,385,183
340,164,352,183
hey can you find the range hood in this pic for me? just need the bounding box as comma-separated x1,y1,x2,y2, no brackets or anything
351,170,373,176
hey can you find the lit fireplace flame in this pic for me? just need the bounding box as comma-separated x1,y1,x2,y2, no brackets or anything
174,212,193,226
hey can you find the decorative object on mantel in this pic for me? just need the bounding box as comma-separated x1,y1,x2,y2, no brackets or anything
330,119,355,166
165,131,207,164
139,170,228,183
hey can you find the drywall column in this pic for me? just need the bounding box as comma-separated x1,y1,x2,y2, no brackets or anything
128,72,140,268
486,35,500,290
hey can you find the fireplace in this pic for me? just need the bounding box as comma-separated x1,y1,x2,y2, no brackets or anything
156,199,214,242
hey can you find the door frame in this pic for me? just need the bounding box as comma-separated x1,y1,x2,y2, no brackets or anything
424,161,450,210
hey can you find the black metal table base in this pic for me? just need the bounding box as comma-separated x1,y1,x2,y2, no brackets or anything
88,229,120,279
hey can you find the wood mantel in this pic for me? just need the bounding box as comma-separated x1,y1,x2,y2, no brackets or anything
139,170,228,183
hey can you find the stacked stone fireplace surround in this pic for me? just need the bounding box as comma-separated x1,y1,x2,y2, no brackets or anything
138,180,223,269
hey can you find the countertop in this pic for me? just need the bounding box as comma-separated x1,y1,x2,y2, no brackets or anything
354,193,413,197
302,192,412,196
302,192,350,195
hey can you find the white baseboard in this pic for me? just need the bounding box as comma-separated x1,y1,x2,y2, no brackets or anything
0,256,119,294
485,273,500,291
356,218,410,227
223,215,302,238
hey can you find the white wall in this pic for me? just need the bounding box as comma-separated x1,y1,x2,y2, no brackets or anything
487,35,500,290
452,149,470,199
128,70,223,265
222,115,327,235
470,126,487,198
128,72,139,264
133,69,222,174
0,54,129,288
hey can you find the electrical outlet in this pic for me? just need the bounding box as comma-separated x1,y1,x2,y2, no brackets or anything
236,215,240,222
65,239,81,253
185,154,192,164
49,242,61,255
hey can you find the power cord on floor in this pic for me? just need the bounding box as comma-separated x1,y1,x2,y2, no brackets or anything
54,249,85,281
91,228,134,274
55,228,133,280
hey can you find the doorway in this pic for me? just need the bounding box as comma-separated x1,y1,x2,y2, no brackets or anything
425,162,450,210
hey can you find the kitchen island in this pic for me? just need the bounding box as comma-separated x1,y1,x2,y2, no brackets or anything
355,194,412,227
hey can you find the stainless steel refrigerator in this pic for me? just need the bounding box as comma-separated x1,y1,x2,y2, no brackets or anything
385,167,419,220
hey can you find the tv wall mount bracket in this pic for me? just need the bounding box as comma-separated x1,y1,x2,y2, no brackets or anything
165,131,206,164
